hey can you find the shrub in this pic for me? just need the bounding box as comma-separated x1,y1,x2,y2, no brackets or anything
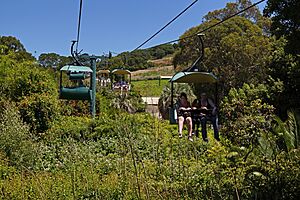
220,83,275,147
19,93,60,133
0,101,35,168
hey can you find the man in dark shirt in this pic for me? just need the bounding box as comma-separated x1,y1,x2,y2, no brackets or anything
192,93,220,142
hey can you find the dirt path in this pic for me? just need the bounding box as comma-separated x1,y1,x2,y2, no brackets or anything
142,97,159,105
141,97,160,118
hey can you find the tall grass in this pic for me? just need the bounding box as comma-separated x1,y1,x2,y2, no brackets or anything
131,79,169,96
0,111,299,199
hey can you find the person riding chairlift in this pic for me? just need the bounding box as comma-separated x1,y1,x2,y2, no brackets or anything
192,92,220,142
176,92,193,141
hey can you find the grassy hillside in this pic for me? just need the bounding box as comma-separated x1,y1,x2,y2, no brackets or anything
132,79,169,97
130,57,174,97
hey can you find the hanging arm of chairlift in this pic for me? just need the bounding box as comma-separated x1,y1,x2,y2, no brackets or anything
71,40,83,66
186,34,205,72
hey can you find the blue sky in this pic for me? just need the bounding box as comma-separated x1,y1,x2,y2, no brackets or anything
1,0,266,57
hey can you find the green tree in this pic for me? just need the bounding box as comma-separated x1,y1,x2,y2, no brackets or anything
173,1,273,100
0,36,25,52
174,16,272,97
107,44,177,71
0,35,35,61
204,0,261,22
153,48,165,59
220,83,278,147
1,60,57,101
264,0,300,55
266,38,300,117
264,0,300,115
0,51,60,133
38,53,72,69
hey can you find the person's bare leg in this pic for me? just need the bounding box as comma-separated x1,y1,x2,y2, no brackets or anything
186,117,193,141
178,116,184,137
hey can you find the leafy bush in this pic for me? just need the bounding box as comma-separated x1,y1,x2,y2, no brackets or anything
19,93,60,133
220,83,275,147
1,61,57,101
0,56,60,133
0,101,35,168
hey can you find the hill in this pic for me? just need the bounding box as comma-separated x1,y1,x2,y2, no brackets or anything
130,56,174,79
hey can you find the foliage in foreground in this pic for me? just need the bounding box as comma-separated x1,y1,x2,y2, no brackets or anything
1,101,300,199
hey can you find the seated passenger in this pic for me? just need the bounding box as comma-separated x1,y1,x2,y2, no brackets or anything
176,92,193,141
192,93,220,142
191,99,201,137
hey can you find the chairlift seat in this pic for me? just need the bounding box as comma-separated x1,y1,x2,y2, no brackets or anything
69,73,86,80
59,86,91,100
169,71,218,124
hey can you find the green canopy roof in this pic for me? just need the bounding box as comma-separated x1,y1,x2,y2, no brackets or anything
60,65,92,73
170,72,218,83
111,69,131,75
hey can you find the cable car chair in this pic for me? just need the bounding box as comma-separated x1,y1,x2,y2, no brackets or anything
97,69,111,87
111,69,132,93
168,34,219,124
59,41,94,101
169,72,218,124
59,65,93,100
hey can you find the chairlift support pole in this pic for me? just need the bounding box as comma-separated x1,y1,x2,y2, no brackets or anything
90,55,97,118
171,81,174,108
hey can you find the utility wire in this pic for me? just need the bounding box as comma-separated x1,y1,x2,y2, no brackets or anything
133,0,199,51
76,0,83,53
135,0,266,51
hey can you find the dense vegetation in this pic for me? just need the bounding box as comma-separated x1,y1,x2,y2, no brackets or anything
1,0,300,199
102,44,178,71
37,44,177,72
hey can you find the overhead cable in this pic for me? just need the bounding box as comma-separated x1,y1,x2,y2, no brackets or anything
133,0,199,51
76,0,83,53
135,0,266,50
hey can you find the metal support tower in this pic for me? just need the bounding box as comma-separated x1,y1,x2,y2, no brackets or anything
90,55,97,118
